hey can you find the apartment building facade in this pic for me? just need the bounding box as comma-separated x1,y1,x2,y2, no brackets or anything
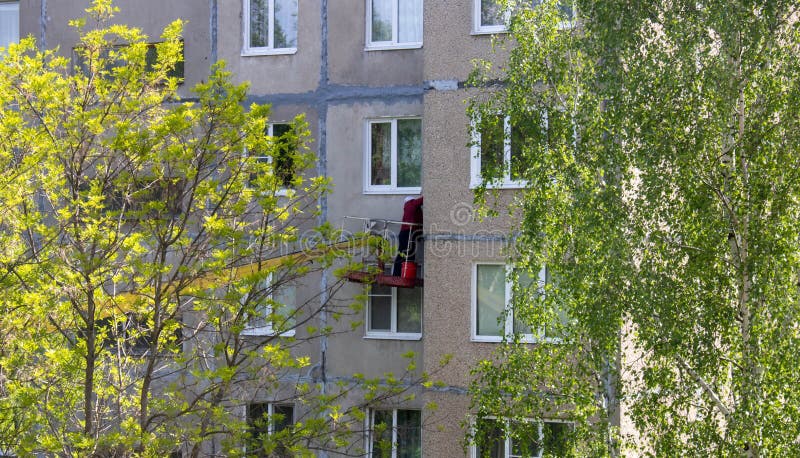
8,0,554,456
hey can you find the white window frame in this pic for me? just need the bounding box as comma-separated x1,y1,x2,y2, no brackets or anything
470,417,574,458
242,0,298,56
364,117,423,195
247,402,295,434
473,0,510,34
472,0,576,35
246,122,296,197
366,408,422,458
471,263,551,343
365,285,422,340
365,0,424,51
0,1,19,52
242,273,296,337
470,115,530,189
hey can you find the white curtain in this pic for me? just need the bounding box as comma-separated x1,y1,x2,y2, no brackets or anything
398,0,422,43
0,2,19,52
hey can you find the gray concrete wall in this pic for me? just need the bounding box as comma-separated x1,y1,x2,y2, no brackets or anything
217,0,322,94
327,0,422,87
20,0,211,95
326,98,424,224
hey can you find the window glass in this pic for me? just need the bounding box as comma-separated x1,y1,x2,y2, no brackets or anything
479,115,505,176
509,117,528,181
247,403,294,457
249,0,270,48
369,0,422,46
372,410,394,457
0,2,19,52
474,419,573,458
397,119,422,188
396,409,422,458
472,113,539,188
512,270,535,335
368,285,422,336
398,0,423,43
244,274,296,336
272,404,294,433
475,419,504,458
246,0,298,52
543,421,572,455
396,286,421,334
371,409,421,458
476,265,562,341
371,0,393,42
366,118,422,192
510,421,538,458
370,122,392,186
480,0,505,27
271,123,296,189
370,285,393,331
476,264,506,337
274,0,298,48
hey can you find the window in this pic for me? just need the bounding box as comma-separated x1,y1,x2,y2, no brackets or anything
247,402,294,458
0,1,18,52
243,0,298,55
103,176,185,219
250,123,299,194
473,264,563,343
368,409,421,458
472,418,573,458
242,274,296,337
366,0,423,50
474,0,508,34
471,114,534,189
93,313,183,356
72,42,184,83
367,285,422,339
473,0,574,34
365,118,422,194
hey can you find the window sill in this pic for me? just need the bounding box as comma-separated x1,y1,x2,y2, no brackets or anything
364,333,422,341
363,187,422,195
364,43,423,52
469,180,527,190
241,48,298,57
471,335,563,344
471,27,508,35
471,335,502,343
241,328,296,337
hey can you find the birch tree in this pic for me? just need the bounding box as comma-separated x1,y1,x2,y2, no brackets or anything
469,0,800,456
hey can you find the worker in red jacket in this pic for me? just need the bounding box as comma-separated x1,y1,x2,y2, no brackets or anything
393,196,423,276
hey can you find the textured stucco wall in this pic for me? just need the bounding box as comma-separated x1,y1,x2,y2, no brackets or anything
423,391,472,458
423,0,510,82
422,88,521,234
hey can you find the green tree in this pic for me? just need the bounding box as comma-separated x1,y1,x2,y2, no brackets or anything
468,0,800,456
0,2,434,457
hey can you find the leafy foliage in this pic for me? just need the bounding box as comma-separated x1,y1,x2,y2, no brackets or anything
468,0,800,456
0,2,439,456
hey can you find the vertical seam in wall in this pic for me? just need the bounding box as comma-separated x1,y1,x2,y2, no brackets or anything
318,0,330,409
209,0,218,64
39,0,46,50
